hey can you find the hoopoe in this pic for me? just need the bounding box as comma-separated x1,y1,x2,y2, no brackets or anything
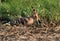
10,8,41,26
22,8,41,26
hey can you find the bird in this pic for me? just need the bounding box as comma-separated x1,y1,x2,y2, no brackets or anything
10,7,41,26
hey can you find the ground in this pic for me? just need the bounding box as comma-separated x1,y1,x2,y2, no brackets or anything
0,23,60,41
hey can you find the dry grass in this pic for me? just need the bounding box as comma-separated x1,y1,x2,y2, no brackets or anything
0,22,60,41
